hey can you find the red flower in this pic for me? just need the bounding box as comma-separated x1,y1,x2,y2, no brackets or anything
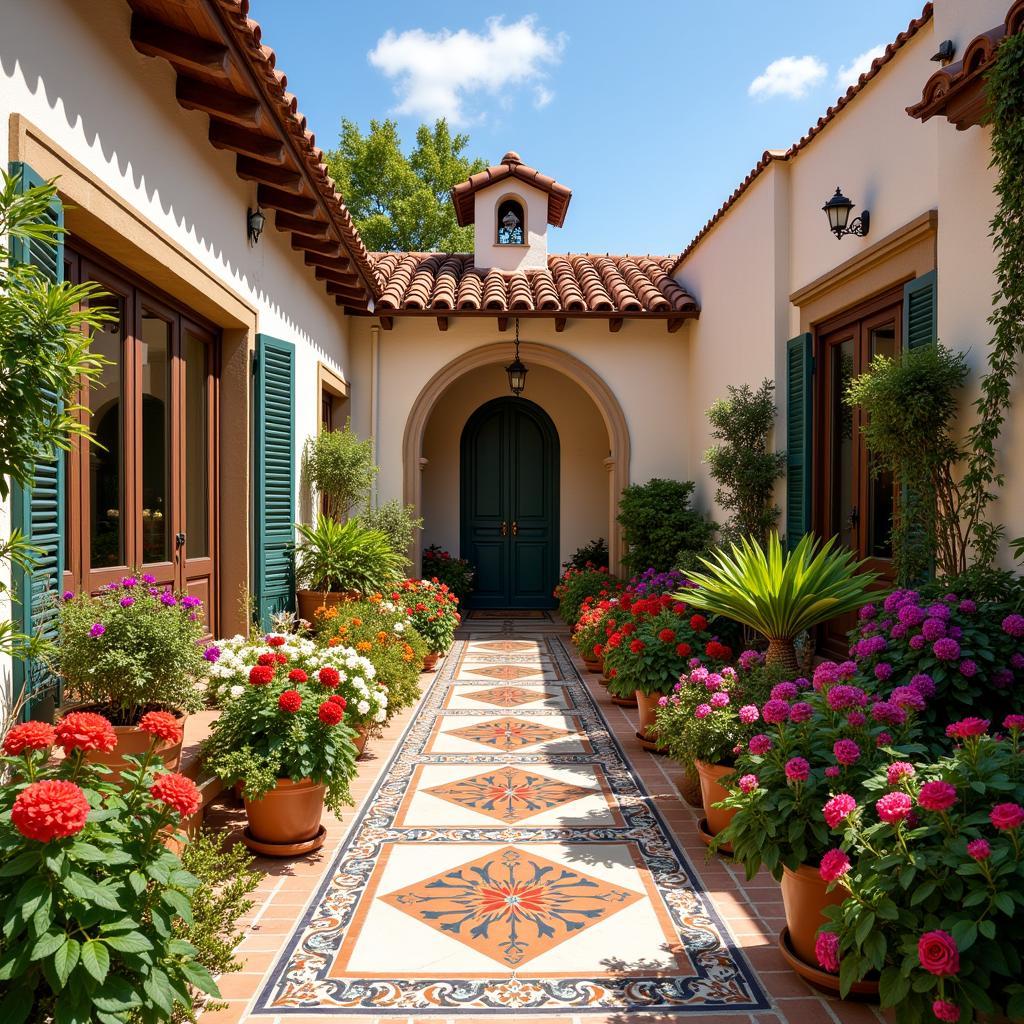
990,802,1024,830
266,635,287,647
658,628,676,644
673,602,687,614
278,689,302,713
705,641,733,661
675,642,692,658
318,667,340,688
2,720,56,755
138,711,182,745
149,772,202,818
318,700,344,725
593,643,604,659
55,712,117,755
249,664,274,686
328,694,348,708
629,638,645,654
12,780,90,842
917,930,959,977
257,652,276,667
690,614,708,632
288,669,308,683
274,653,288,664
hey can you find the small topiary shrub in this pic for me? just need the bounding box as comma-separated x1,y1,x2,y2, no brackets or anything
562,538,609,573
617,478,714,574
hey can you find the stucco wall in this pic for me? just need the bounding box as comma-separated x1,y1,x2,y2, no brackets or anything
420,363,609,563
472,179,550,271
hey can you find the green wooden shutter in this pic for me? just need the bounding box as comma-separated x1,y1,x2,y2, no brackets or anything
903,270,937,350
253,334,296,629
785,332,814,550
8,162,66,718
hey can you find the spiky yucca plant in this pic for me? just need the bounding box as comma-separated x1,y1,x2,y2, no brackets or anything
678,534,877,671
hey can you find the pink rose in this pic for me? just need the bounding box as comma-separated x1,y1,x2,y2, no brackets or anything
876,791,913,824
932,1000,960,1023
990,802,1024,831
917,781,957,812
785,757,810,782
823,793,857,829
917,930,959,977
815,931,840,973
819,848,851,883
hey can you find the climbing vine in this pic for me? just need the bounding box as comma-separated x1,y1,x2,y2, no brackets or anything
961,31,1024,565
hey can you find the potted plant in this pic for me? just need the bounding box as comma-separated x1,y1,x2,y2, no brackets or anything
602,594,726,750
398,578,461,671
681,533,876,672
656,652,783,838
202,648,361,855
553,564,623,627
0,712,220,1021
422,545,476,605
819,717,1024,1019
302,421,377,523
713,659,926,973
53,576,207,772
293,515,404,622
571,599,616,672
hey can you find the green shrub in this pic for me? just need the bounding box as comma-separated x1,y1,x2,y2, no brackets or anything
421,545,475,604
357,500,423,570
553,566,623,626
617,478,714,575
294,515,404,595
562,538,608,572
302,422,376,521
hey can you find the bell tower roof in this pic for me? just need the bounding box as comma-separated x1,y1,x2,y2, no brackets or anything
450,151,573,228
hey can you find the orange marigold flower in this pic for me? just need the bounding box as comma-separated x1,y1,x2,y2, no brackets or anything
356,641,373,653
351,618,362,627
138,711,182,745
327,636,340,647
12,780,89,842
56,712,117,755
2,720,56,755
149,772,201,818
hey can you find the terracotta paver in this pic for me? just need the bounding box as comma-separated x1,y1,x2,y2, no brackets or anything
195,620,886,1023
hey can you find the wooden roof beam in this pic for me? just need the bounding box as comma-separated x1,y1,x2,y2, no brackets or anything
292,234,342,257
609,317,624,333
176,78,261,127
275,210,330,238
554,316,567,333
236,156,304,193
257,184,318,216
303,252,351,272
667,317,686,333
437,316,449,331
209,120,284,163
497,317,510,332
314,266,360,287
130,13,230,77
324,281,366,303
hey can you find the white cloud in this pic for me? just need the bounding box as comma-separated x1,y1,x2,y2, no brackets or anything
748,55,828,101
835,45,886,90
368,17,565,124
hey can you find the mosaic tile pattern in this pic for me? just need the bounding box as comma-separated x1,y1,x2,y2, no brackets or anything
253,634,768,1015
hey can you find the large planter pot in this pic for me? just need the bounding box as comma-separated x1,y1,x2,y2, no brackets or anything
694,759,737,844
780,863,848,966
635,691,668,753
296,589,360,624
422,652,440,673
582,656,602,674
353,724,369,757
242,777,327,857
678,765,704,808
84,711,186,778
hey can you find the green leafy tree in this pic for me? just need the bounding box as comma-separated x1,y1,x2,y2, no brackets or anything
325,119,486,252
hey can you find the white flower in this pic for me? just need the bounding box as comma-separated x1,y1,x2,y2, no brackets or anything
229,685,245,697
393,622,405,633
357,700,370,716
374,707,387,723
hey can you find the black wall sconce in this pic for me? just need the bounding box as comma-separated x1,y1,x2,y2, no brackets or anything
822,187,870,240
247,206,266,247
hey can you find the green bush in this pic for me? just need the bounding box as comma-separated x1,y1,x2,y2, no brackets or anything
302,422,376,521
421,545,475,604
617,478,714,574
562,538,608,572
357,500,423,570
294,515,404,595
553,566,623,626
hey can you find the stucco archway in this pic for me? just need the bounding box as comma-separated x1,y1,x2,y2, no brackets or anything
403,342,630,577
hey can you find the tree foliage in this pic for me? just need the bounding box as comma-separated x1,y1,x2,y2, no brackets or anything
302,421,377,521
703,379,786,547
325,119,486,252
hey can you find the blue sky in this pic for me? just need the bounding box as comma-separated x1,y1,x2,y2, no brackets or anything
251,0,926,255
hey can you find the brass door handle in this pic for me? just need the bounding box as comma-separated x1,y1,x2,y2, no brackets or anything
511,521,518,536
500,521,508,536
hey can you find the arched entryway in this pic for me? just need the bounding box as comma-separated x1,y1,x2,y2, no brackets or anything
461,397,559,609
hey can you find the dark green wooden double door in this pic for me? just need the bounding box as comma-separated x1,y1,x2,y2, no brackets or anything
460,398,559,609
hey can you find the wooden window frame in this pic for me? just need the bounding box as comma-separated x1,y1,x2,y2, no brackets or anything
317,362,349,434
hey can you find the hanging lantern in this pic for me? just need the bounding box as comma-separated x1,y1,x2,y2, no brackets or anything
506,318,528,396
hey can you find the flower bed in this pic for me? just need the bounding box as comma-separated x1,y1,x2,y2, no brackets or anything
554,564,623,626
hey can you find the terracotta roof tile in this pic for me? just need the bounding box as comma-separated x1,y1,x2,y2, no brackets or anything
670,3,934,274
451,152,573,228
370,253,699,322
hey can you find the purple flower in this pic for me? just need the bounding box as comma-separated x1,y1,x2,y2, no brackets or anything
909,634,926,650
927,603,952,620
159,592,177,607
890,686,926,711
898,604,926,627
874,662,893,681
858,604,877,621
89,623,106,638
141,572,156,584
762,699,790,724
148,587,159,596
959,599,977,614
933,637,961,661
993,668,1014,689
959,659,979,678
790,701,814,723
181,595,202,609
1002,614,1024,638
1012,653,1024,671
921,618,947,641
62,590,74,601
911,673,936,698
856,635,887,659
121,576,137,589
119,596,134,608
846,710,866,728
203,645,221,663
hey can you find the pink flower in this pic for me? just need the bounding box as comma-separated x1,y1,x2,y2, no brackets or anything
932,1000,961,1023
785,757,810,782
823,793,857,829
762,699,790,724
748,734,772,755
958,659,979,678
966,838,991,861
770,681,799,701
917,781,957,812
922,618,947,642
738,774,759,794
846,710,866,728
694,704,712,720
874,662,893,681
815,931,840,973
710,691,729,708
990,802,1024,831
887,762,915,785
1002,613,1024,638
877,791,913,824
1002,714,1024,732
738,704,759,724
825,765,841,778
946,717,989,739
819,848,851,883
918,930,960,976
933,637,961,661
789,701,813,723
876,731,894,747
833,739,860,766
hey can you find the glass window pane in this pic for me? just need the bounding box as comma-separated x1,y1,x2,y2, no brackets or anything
184,331,209,559
88,298,124,568
141,315,171,564
868,324,897,558
830,338,855,547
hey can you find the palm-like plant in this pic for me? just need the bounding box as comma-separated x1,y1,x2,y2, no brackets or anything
678,533,877,671
294,515,404,596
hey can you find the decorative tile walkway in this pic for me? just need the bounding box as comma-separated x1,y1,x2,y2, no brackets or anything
201,623,890,1023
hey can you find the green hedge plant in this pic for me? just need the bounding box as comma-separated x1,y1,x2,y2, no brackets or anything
617,478,714,574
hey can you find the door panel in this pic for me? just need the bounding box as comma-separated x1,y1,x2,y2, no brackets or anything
461,398,558,609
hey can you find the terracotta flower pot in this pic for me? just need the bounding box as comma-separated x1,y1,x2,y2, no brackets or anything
582,656,602,674
610,692,637,707
678,766,704,808
422,652,440,672
296,589,360,624
242,777,326,846
694,759,737,839
635,690,669,752
353,724,369,757
780,863,848,967
85,712,186,778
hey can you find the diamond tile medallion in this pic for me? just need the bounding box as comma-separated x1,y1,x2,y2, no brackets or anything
254,631,768,1015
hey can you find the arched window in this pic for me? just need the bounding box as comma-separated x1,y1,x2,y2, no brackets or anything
497,198,525,245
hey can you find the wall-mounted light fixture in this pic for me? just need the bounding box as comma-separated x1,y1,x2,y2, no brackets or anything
247,206,266,247
506,318,528,397
822,187,870,240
